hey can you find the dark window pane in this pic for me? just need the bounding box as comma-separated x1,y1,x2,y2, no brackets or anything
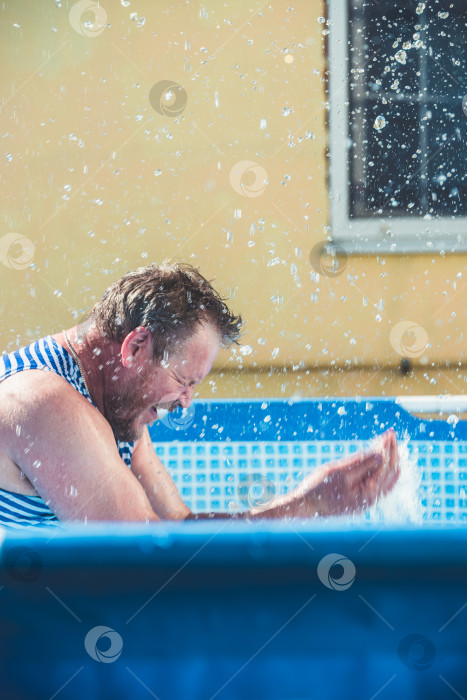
427,101,467,215
346,0,467,218
425,3,467,98
350,101,421,217
354,0,420,98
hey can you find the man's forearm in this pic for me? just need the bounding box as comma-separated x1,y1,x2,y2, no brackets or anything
185,488,311,521
184,429,399,522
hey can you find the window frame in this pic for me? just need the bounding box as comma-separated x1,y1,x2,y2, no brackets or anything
327,0,467,254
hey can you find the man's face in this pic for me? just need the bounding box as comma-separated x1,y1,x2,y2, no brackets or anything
107,324,220,442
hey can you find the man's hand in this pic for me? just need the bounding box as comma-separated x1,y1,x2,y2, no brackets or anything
301,428,400,516
248,429,400,519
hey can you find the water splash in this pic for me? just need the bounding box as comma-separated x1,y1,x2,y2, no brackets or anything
367,441,423,524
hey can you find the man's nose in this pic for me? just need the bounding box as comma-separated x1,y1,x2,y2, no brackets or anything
179,386,195,409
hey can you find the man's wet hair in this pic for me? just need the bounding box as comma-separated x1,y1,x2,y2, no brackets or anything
87,261,242,362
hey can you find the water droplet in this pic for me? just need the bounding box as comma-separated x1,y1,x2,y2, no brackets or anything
373,115,387,131
394,50,407,65
438,11,449,19
415,2,425,13
33,459,41,468
271,347,279,359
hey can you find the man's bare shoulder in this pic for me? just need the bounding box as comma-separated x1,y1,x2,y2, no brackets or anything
0,369,102,415
0,369,157,521
1,367,82,400
0,370,115,456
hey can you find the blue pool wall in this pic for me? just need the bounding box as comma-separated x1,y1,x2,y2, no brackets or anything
1,525,467,700
149,397,467,442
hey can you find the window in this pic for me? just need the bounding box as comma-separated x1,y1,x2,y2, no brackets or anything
328,0,467,253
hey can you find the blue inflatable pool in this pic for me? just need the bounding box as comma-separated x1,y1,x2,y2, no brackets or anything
0,397,466,699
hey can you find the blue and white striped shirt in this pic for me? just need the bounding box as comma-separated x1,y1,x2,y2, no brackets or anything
0,336,134,529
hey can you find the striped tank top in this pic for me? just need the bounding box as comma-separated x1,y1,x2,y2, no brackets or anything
0,336,135,529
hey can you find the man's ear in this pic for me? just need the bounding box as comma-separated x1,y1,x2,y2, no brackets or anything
121,327,152,369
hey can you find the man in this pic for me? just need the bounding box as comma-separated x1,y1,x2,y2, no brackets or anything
0,262,399,527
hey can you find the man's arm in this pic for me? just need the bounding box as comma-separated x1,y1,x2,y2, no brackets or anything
88,413,399,523
186,428,400,520
0,371,160,522
130,425,191,520
133,426,400,521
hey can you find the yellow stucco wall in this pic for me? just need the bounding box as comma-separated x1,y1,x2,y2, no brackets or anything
1,0,465,400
